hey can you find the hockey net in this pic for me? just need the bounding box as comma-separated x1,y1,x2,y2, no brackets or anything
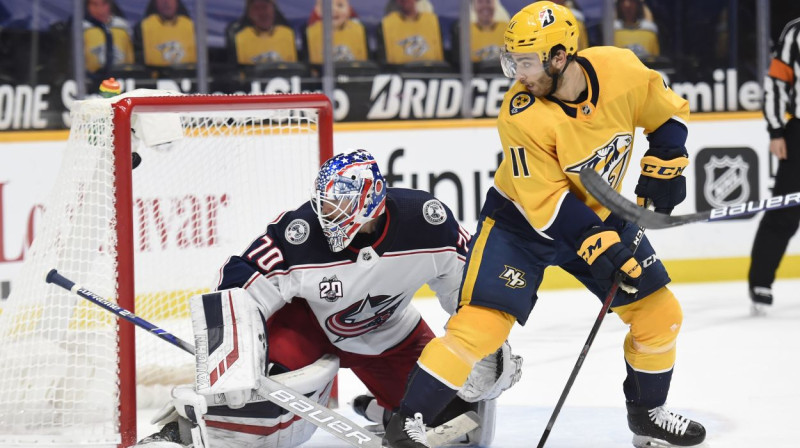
0,91,333,447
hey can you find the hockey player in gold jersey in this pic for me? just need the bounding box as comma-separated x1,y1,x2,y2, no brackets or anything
384,2,706,447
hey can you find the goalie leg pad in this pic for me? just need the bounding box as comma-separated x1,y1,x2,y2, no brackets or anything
191,288,267,407
203,354,339,448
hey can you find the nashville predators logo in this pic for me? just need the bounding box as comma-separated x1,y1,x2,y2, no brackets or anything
156,41,186,64
565,133,634,190
500,266,527,288
398,35,430,58
510,92,534,115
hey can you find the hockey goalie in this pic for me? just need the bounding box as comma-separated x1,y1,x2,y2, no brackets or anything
134,150,522,447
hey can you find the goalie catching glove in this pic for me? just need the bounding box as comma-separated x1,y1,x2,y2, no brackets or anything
458,341,522,402
635,147,689,215
577,226,641,294
191,288,268,409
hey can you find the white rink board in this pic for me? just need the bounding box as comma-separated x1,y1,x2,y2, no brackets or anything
1,117,797,286
333,118,797,262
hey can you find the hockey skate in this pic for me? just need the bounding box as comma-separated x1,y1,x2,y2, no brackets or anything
134,421,187,447
353,394,391,434
627,404,705,447
750,286,773,316
383,412,430,448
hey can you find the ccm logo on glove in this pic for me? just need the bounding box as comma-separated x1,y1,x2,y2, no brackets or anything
640,155,688,179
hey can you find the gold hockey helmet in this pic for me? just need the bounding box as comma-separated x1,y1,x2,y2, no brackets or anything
501,1,580,77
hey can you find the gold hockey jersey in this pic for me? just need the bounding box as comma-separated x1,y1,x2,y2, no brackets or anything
306,19,368,64
235,25,298,64
139,14,197,66
469,22,506,62
494,46,688,234
381,11,444,64
83,17,134,73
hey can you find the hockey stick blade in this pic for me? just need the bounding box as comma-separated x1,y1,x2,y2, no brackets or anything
580,169,800,229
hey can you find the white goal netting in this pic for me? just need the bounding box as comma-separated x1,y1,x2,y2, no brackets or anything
0,90,330,446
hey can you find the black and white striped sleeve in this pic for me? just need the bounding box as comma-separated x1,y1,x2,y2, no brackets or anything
764,19,800,139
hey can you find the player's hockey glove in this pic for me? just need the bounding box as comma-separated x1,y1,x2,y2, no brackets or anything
577,226,641,294
634,147,689,214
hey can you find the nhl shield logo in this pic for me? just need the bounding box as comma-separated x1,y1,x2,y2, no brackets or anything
703,155,749,208
285,219,310,245
423,200,447,225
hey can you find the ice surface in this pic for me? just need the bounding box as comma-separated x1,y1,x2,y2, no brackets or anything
138,279,800,447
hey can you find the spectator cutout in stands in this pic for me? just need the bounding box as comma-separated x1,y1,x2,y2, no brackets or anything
552,0,589,50
451,0,508,73
227,0,299,67
614,0,660,59
84,0,134,74
305,0,368,65
378,0,447,70
135,0,197,68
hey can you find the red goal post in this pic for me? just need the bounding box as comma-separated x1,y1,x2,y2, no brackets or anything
0,92,333,447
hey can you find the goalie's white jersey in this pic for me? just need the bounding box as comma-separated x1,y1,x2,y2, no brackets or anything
216,188,470,355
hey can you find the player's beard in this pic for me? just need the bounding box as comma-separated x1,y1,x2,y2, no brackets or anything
525,72,555,98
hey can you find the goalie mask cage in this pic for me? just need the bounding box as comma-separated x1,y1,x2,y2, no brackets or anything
0,91,333,447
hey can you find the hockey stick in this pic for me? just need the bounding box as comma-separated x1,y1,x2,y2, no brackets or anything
536,209,650,448
45,269,478,448
580,168,800,229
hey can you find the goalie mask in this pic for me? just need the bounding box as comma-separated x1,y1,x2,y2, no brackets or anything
312,149,387,252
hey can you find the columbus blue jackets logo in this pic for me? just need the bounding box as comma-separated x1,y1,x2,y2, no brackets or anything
510,92,534,115
565,133,633,190
423,199,447,225
325,293,404,340
285,219,310,245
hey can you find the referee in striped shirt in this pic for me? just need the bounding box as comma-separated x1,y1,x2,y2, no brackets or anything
749,17,800,313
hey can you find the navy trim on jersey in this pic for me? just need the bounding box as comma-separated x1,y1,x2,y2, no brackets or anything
217,188,466,290
546,56,600,119
647,119,688,150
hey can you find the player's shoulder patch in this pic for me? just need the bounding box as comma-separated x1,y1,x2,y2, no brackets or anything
422,199,447,225
510,92,534,115
284,218,311,245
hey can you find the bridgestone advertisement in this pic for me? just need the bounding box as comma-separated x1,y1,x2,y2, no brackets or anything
0,69,765,131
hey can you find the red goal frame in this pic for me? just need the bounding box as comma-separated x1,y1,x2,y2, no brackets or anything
110,93,333,447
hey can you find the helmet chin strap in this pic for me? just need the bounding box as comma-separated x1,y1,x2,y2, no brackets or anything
544,53,574,97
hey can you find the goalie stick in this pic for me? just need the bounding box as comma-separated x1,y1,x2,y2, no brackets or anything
579,168,800,229
45,269,478,448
